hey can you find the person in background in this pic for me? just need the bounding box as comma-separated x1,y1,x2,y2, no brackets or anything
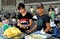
17,3,33,34
54,6,60,26
30,6,34,13
2,14,9,24
48,5,54,12
12,13,17,26
54,6,59,16
49,9,55,22
48,5,55,26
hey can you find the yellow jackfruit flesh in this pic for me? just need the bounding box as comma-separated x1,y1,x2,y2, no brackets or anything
3,27,22,38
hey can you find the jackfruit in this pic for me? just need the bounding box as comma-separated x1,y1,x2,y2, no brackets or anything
3,27,22,38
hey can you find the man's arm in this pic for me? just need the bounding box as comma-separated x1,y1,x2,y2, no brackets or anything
44,23,51,33
26,21,37,33
30,21,37,32
44,15,51,33
27,19,33,27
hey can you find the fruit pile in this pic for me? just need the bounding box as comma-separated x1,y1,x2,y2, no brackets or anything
0,22,3,27
3,27,22,38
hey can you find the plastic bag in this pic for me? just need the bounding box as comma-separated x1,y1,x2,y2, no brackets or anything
3,24,10,31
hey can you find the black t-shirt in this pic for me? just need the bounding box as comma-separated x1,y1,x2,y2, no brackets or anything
17,12,33,32
37,14,50,31
18,12,33,25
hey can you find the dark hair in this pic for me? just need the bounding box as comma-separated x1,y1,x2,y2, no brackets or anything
37,3,44,9
31,6,33,8
4,14,10,19
17,3,25,10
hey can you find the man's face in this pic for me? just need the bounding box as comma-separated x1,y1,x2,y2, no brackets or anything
19,7,25,13
37,8,44,14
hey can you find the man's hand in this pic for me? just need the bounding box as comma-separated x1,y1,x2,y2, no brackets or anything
17,23,25,28
20,25,27,29
20,25,25,28
26,30,32,34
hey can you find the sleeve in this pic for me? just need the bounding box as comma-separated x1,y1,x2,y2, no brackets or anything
29,13,33,19
32,15,38,21
18,14,20,19
45,15,50,23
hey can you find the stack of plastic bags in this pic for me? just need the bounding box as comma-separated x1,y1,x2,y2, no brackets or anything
3,26,22,38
